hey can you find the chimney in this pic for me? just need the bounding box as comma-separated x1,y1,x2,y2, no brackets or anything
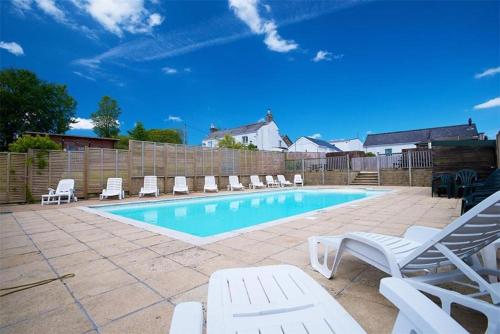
468,118,472,126
265,108,273,123
209,123,218,133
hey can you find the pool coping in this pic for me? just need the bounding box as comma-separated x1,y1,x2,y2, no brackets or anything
79,187,393,245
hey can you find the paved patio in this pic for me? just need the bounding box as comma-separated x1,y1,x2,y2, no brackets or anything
0,186,485,333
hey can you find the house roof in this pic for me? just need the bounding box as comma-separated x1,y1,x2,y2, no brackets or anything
329,138,361,143
205,122,266,140
281,135,293,147
305,137,342,151
364,124,479,147
24,131,119,141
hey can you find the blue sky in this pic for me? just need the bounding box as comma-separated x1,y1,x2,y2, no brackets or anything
1,0,499,144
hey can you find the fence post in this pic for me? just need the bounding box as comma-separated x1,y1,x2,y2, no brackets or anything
6,153,10,203
128,144,132,195
153,143,156,176
347,154,350,185
377,153,380,186
301,158,305,185
28,149,33,200
321,158,325,185
83,146,89,199
141,141,145,176
408,151,412,187
67,151,71,178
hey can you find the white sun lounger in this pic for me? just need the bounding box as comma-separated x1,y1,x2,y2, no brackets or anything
294,174,304,186
170,265,366,334
99,178,124,200
309,191,500,332
228,175,244,191
481,238,500,283
139,176,159,197
41,179,77,205
265,175,279,188
277,174,293,187
204,176,218,192
380,277,468,334
249,175,265,189
173,176,189,195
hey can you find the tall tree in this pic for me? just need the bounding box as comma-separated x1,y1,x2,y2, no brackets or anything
128,121,149,141
0,68,77,150
147,128,183,144
91,96,121,138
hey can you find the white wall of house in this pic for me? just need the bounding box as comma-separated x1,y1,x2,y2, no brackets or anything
364,143,417,154
201,121,285,151
330,139,363,151
288,137,335,153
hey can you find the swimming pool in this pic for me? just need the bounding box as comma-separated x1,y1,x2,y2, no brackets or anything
86,189,385,244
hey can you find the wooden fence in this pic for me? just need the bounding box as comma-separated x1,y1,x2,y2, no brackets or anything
0,141,285,204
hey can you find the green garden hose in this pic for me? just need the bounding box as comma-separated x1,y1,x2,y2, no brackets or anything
0,273,75,297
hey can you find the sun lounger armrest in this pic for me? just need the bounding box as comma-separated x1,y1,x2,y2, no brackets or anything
380,278,467,334
169,302,203,334
403,226,440,244
48,188,55,195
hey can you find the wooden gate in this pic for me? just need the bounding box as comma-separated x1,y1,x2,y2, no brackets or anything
0,152,27,204
351,156,378,171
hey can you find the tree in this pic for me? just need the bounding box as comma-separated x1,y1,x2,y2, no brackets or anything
218,134,246,149
247,143,258,151
91,96,121,138
147,128,183,144
9,135,61,153
116,135,129,149
0,68,77,150
128,121,149,141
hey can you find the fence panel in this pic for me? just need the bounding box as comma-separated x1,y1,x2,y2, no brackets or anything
0,152,27,204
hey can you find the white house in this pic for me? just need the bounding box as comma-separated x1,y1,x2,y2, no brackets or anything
202,110,289,152
329,138,363,152
288,136,342,153
364,121,479,154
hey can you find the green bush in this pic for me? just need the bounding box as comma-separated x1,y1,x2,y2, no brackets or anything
8,135,61,153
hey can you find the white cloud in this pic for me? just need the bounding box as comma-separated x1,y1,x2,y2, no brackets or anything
309,133,321,139
162,66,177,74
71,117,94,130
35,0,66,21
167,115,182,122
312,50,343,62
229,0,298,53
475,66,500,79
473,97,500,110
73,71,96,81
0,41,24,56
75,0,164,36
184,67,192,73
12,0,32,11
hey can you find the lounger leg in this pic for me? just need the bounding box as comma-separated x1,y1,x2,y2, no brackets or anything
481,243,499,283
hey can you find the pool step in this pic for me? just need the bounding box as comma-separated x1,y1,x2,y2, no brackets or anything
351,172,379,185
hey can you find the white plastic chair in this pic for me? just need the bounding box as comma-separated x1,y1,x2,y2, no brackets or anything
309,191,500,332
265,175,279,188
294,174,304,186
173,176,189,195
249,175,264,189
277,174,292,187
227,176,244,191
139,176,159,197
380,278,468,334
204,176,218,193
100,178,124,200
41,179,77,205
481,238,499,283
170,265,366,334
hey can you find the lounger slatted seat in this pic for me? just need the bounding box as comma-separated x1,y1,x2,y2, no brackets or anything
100,178,124,200
309,191,500,332
265,175,279,188
139,176,159,197
294,174,304,186
173,176,189,195
204,176,218,192
277,174,293,187
249,175,265,189
228,176,244,191
41,179,77,205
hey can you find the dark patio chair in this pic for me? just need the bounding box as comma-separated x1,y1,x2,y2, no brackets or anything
454,169,478,198
431,174,454,198
461,169,500,214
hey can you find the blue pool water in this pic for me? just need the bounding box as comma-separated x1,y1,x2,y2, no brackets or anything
93,189,381,238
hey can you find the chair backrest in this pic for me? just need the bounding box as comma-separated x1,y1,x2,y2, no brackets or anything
229,175,240,185
175,176,187,187
205,176,216,186
437,174,453,185
483,169,500,187
277,175,286,183
106,178,122,192
401,191,500,270
265,175,274,184
143,176,157,190
294,174,303,183
455,169,477,186
250,175,261,184
56,179,74,194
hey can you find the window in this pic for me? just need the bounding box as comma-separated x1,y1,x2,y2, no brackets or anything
278,140,282,147
385,148,392,155
242,136,248,144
